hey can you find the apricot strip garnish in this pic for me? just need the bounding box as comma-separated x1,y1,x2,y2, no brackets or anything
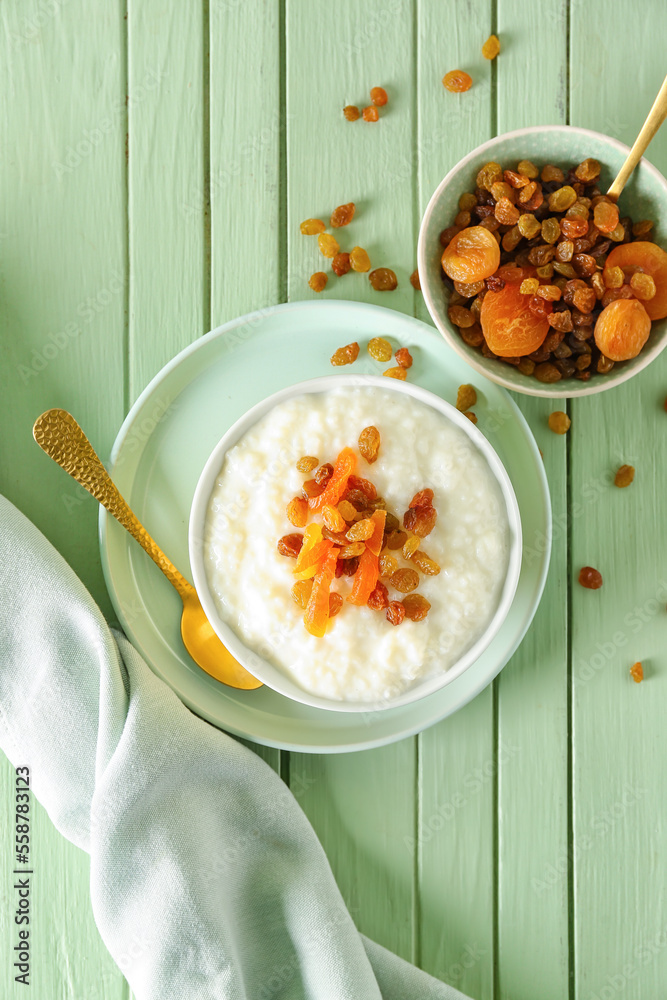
347,510,386,605
304,547,340,637
309,447,357,511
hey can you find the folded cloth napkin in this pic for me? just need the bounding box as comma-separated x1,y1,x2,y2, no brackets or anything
0,495,470,1000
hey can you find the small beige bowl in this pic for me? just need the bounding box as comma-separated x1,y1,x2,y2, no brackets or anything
417,125,667,398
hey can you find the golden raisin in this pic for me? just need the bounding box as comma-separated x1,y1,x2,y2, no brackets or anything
520,277,540,296
410,489,434,508
494,197,520,225
296,456,318,473
330,342,360,366
277,533,304,558
330,203,355,228
358,425,381,464
574,158,600,182
630,272,656,300
476,162,503,190
368,337,392,362
346,518,375,542
541,218,561,244
385,529,408,550
593,200,619,234
395,347,413,368
367,581,389,611
411,550,440,575
548,186,577,212
332,252,351,277
384,366,407,380
541,164,564,183
343,105,360,121
339,541,366,559
630,662,644,684
464,411,478,424
410,269,421,290
403,535,420,559
362,105,379,122
391,568,420,593
309,272,328,293
318,233,340,258
402,593,431,621
536,284,562,302
404,505,437,537
449,304,476,328
286,496,309,527
300,218,326,235
632,220,653,237
456,384,477,411
369,267,398,291
337,500,357,521
370,86,388,106
603,265,624,289
517,160,539,179
291,579,313,608
578,566,603,590
347,475,377,499
350,246,371,272
517,214,541,239
443,70,472,92
386,601,406,625
481,33,500,59
329,592,344,618
322,504,347,533
302,478,324,498
379,553,399,578
548,411,571,434
614,464,635,488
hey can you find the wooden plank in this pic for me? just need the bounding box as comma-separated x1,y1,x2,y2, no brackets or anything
414,4,500,995
285,0,417,964
569,5,667,995
127,0,206,399
0,1,128,996
208,0,283,778
494,3,571,998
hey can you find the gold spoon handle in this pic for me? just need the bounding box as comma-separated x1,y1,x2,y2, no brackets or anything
607,72,667,201
33,409,193,600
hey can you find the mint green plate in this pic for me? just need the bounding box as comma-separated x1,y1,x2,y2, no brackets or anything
99,300,551,753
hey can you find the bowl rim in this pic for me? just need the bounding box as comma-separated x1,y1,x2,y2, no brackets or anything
417,124,667,399
188,373,523,713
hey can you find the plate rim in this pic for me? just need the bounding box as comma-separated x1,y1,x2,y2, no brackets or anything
99,299,552,752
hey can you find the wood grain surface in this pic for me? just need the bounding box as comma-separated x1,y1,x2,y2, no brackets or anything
1,2,666,998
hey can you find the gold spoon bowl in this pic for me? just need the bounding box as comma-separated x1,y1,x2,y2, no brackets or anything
33,408,262,691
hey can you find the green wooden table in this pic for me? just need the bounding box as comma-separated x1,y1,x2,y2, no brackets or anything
2,2,666,997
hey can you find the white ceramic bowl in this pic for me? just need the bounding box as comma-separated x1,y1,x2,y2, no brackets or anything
417,125,667,398
188,374,523,713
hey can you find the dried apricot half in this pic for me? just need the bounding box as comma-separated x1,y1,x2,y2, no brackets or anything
606,242,667,320
480,280,550,357
441,226,501,283
594,299,651,361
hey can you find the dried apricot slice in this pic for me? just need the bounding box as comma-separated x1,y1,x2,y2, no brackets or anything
480,280,550,357
594,299,651,361
304,547,339,637
347,546,379,605
442,226,501,283
309,447,357,511
606,242,667,320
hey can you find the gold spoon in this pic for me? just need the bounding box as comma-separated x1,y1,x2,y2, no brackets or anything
33,408,262,691
607,71,667,200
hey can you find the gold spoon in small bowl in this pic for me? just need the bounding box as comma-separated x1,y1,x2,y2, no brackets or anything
33,408,262,691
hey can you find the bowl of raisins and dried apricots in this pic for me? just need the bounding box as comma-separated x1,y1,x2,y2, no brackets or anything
417,126,667,398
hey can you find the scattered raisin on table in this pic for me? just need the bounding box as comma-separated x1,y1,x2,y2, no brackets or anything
410,269,421,290
296,456,318,473
630,662,644,683
368,337,392,362
456,384,477,411
395,347,413,368
330,203,356,228
578,566,603,590
330,342,360,366
350,246,371,272
332,252,351,277
383,366,407,380
343,105,360,121
481,34,500,60
370,86,388,106
277,533,304,558
359,425,381,463
300,218,325,235
443,70,472,92
548,410,571,434
463,411,478,423
362,106,379,122
369,267,398,291
309,272,328,293
318,233,340,258
614,464,635,488
386,601,406,626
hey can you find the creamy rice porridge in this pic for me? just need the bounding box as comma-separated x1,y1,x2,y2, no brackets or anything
204,385,510,703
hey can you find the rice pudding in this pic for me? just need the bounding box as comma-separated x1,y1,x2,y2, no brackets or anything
204,384,511,704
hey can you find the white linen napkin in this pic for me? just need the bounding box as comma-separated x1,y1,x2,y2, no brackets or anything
0,495,470,1000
